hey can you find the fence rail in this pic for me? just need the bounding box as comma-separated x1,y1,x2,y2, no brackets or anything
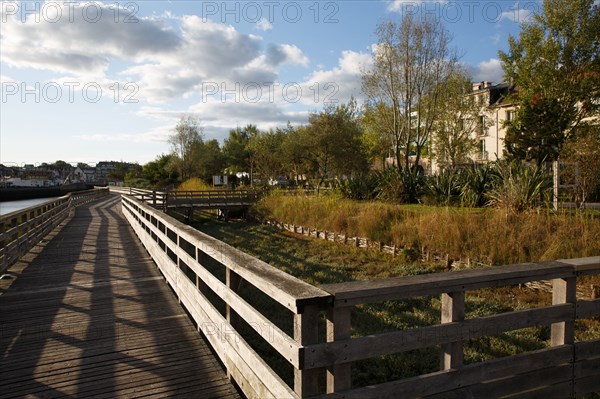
167,190,259,208
0,188,110,275
312,257,600,398
121,195,330,398
118,193,600,398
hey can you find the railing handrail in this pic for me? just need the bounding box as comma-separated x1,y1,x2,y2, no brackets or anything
308,256,600,397
0,188,110,275
120,194,331,398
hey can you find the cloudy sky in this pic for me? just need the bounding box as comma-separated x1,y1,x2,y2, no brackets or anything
0,0,540,165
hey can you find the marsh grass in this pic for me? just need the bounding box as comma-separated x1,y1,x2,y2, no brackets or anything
255,193,600,265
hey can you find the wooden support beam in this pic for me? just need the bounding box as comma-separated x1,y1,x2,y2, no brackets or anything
326,306,352,393
441,291,465,370
551,277,576,346
295,304,321,397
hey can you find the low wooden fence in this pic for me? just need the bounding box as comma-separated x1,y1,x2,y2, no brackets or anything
314,258,600,398
109,187,167,209
166,189,259,209
0,188,109,275
120,194,600,398
121,194,330,398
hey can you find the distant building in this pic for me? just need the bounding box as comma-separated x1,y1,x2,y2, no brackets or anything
468,81,515,165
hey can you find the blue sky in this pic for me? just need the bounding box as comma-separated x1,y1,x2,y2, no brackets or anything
0,0,540,166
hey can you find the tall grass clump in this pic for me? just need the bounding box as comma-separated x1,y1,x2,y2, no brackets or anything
486,160,552,214
460,164,495,207
375,168,426,203
176,177,214,191
424,169,463,206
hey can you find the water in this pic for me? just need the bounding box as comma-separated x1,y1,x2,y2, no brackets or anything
0,197,59,216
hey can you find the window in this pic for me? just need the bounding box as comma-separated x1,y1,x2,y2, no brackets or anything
506,110,515,122
478,116,486,136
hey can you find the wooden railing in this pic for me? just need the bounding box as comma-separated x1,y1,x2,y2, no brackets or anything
313,258,600,398
167,189,259,208
120,194,600,398
121,195,331,398
109,187,167,209
0,188,109,275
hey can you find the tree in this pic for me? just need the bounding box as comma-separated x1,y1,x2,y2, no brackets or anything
143,154,178,184
499,0,600,165
432,70,485,169
361,102,395,169
168,115,203,180
195,139,225,181
248,129,286,184
503,97,572,165
222,124,257,175
362,14,459,171
280,124,309,184
302,100,368,186
559,128,600,206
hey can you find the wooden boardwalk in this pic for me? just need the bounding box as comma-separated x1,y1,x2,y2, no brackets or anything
0,195,240,399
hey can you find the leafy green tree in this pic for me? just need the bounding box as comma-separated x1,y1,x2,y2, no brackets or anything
499,0,600,165
143,154,178,184
168,115,204,180
222,124,258,174
361,102,395,169
302,100,369,186
503,97,572,165
280,124,309,184
432,70,486,169
248,129,286,184
195,139,225,181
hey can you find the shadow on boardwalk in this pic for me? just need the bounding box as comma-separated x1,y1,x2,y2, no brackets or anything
0,194,240,398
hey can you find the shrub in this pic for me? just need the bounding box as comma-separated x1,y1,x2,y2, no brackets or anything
176,177,213,191
336,174,379,200
376,168,426,204
460,165,495,208
486,160,552,214
425,169,462,206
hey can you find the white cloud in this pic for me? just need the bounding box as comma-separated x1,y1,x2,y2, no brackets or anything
500,4,540,24
387,0,447,13
468,58,505,84
1,5,309,103
1,2,179,76
265,44,309,67
256,18,273,31
77,124,174,143
299,50,372,106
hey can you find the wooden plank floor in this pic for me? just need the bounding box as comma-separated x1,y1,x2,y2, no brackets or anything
0,195,241,399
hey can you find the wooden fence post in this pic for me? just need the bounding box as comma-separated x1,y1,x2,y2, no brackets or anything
441,291,464,370
551,277,576,346
326,307,351,393
294,304,321,397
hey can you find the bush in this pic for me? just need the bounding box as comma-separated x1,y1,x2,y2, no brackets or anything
424,169,462,206
460,165,495,208
375,168,426,204
486,160,552,214
176,177,213,191
335,174,379,200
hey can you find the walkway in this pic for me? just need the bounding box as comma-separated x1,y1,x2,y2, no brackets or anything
0,195,240,398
